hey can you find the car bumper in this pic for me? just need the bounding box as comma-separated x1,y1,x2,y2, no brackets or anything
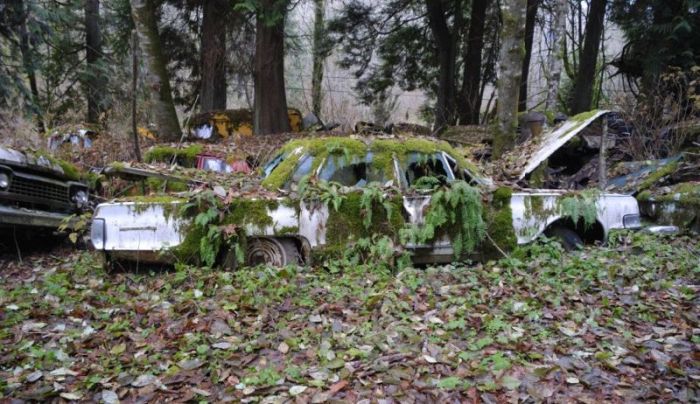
0,205,74,229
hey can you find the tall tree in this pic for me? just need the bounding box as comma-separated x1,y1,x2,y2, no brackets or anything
610,0,700,91
85,0,107,124
494,0,527,158
544,0,568,111
426,0,461,129
131,0,181,141
311,0,326,118
569,0,607,114
253,0,290,135
200,0,228,112
458,0,488,125
518,0,539,112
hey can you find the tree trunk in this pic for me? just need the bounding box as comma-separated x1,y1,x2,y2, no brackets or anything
253,0,290,135
311,0,325,118
85,0,106,124
200,0,227,112
131,0,181,141
493,0,527,158
426,0,457,129
518,0,539,112
12,0,44,132
544,0,567,111
458,0,488,125
569,0,606,114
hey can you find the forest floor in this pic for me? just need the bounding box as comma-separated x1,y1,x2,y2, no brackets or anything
0,231,698,402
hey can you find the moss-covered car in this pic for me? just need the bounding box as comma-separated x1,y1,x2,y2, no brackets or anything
0,146,90,230
90,136,642,267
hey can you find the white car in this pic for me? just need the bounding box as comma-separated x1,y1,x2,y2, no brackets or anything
90,132,641,268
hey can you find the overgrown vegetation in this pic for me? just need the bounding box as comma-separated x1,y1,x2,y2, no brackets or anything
1,231,697,401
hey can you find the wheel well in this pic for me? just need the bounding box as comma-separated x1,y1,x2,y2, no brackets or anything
544,218,605,244
247,235,311,265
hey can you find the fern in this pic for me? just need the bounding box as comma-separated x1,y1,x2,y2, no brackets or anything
359,182,395,229
400,180,486,258
557,190,598,229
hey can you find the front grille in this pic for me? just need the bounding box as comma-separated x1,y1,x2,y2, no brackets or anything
9,175,70,205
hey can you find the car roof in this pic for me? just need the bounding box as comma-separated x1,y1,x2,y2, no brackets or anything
260,135,488,189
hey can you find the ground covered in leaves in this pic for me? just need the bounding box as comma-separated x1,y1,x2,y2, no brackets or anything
0,232,698,402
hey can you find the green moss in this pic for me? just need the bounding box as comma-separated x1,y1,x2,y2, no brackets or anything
638,161,679,191
482,187,517,259
570,110,601,123
528,160,547,187
145,177,188,193
262,136,485,190
637,190,652,202
222,198,278,229
43,155,81,181
124,195,185,204
325,192,404,251
276,226,300,235
144,144,203,166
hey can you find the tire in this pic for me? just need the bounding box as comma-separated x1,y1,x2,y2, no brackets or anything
546,225,583,251
245,237,300,267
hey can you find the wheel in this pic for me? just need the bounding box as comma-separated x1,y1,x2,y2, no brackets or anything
245,237,300,267
546,225,583,251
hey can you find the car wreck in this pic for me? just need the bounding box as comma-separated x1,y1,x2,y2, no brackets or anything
0,146,90,231
90,136,641,268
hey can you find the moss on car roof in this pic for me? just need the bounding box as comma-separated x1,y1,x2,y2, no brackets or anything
260,136,484,190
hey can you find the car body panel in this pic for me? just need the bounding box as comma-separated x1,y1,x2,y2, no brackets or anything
91,137,642,264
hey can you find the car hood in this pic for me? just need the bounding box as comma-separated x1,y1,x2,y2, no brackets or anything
0,146,72,179
501,110,609,180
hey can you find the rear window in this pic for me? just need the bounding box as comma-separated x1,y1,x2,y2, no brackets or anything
318,152,387,188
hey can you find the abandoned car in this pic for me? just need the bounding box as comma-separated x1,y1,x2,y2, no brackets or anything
90,136,642,268
0,146,89,231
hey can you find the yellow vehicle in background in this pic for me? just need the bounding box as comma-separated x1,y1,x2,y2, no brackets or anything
188,108,303,140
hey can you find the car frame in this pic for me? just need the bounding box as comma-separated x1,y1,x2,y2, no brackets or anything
90,136,642,267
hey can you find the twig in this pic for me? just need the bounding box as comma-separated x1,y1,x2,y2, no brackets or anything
485,231,510,259
13,226,22,264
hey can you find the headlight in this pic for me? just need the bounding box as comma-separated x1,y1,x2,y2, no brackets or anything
0,172,9,189
90,218,105,250
72,189,89,209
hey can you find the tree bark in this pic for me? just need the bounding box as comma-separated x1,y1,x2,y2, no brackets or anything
569,0,606,114
544,0,567,111
493,0,527,158
85,0,106,124
311,0,325,118
426,0,457,129
200,0,227,112
458,0,488,125
253,0,290,135
12,0,44,132
518,0,539,112
131,0,181,141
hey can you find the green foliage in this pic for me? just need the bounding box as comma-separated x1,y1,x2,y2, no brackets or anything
400,180,486,258
557,190,598,228
144,145,203,167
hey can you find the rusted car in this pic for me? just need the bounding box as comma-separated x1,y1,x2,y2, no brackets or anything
0,146,89,230
90,136,642,267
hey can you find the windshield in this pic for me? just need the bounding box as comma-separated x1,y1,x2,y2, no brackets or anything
318,152,387,188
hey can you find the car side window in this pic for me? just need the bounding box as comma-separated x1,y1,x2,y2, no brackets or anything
290,154,315,185
318,152,385,188
404,153,452,187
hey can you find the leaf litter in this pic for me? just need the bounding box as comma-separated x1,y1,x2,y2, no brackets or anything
0,231,698,402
